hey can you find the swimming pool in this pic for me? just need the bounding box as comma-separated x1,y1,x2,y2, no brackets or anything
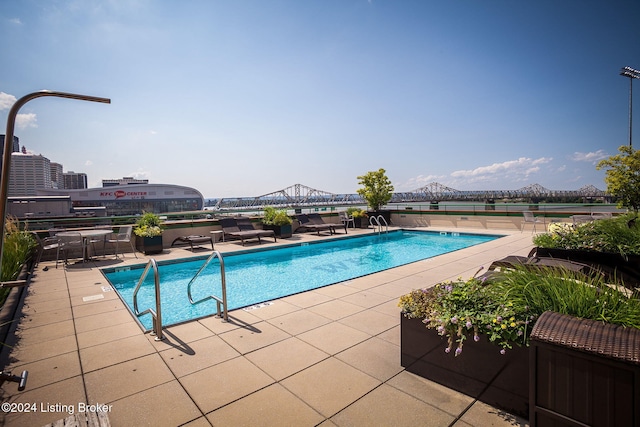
103,230,500,330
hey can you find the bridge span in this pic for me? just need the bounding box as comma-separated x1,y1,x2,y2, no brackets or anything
206,182,609,210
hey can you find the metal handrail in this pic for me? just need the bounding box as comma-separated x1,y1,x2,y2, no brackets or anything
187,250,228,322
132,259,164,340
369,215,388,234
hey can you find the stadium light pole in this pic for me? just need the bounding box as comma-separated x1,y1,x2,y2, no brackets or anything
620,66,640,148
0,90,110,281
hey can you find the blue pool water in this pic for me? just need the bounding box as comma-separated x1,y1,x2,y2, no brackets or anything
103,230,499,330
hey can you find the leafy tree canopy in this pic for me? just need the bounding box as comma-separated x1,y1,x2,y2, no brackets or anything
596,145,640,213
356,168,394,211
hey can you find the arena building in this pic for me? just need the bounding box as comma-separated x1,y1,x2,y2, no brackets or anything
36,183,204,216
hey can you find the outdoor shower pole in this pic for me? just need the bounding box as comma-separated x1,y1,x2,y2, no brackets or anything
0,91,110,279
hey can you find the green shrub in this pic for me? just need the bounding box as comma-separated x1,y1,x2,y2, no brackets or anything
263,207,292,226
134,212,164,237
399,267,640,356
0,217,37,307
533,213,640,257
346,207,367,218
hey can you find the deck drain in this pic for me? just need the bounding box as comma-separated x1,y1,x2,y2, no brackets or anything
82,294,104,302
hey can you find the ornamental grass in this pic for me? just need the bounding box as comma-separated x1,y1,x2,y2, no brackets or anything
399,266,640,356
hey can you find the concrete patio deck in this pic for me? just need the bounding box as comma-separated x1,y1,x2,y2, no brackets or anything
0,226,533,426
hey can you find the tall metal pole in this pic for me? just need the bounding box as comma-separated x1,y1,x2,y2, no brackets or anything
628,75,633,148
0,91,110,279
620,67,640,148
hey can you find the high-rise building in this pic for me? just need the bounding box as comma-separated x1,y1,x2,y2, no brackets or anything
0,135,20,154
50,162,64,189
63,171,88,189
9,152,52,196
0,135,21,174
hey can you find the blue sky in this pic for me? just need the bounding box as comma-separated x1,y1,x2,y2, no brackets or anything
1,1,639,199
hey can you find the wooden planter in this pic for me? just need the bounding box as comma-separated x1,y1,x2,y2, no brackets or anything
401,315,529,419
136,235,163,255
263,224,292,238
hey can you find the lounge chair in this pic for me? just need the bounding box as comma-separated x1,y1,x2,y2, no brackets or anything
171,235,214,251
295,214,336,235
476,253,603,283
235,217,277,242
219,218,274,246
308,213,347,234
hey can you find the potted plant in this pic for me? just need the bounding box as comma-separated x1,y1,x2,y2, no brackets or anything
346,207,369,228
262,206,293,238
1,217,37,307
398,267,640,419
134,212,165,254
356,168,394,224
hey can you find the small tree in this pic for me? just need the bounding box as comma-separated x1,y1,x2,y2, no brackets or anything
596,145,640,213
356,168,394,211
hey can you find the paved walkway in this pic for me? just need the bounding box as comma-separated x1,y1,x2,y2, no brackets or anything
0,227,533,426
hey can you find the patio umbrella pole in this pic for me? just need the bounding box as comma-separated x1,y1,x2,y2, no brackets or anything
0,90,110,281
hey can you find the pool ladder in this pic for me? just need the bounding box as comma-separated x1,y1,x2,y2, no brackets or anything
133,259,164,341
369,215,389,234
187,250,228,322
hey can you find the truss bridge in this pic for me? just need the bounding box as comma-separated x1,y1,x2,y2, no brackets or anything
206,183,608,210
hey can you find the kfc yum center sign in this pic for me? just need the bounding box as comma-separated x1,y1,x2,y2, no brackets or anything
99,190,147,200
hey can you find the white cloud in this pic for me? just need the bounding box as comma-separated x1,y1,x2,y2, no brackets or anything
15,113,38,129
0,92,16,110
9,18,22,25
450,157,552,178
570,150,608,164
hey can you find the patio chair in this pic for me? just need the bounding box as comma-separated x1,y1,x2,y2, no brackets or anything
521,211,545,233
339,211,355,229
31,232,61,268
57,232,87,265
107,225,138,259
219,218,268,246
88,225,112,258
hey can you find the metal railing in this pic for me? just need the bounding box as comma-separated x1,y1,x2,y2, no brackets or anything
187,251,228,322
369,215,388,234
133,259,164,340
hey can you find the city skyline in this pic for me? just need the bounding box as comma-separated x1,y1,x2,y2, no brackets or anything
1,1,639,198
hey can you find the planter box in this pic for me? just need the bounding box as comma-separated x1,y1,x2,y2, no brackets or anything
353,217,369,229
401,315,529,419
535,247,640,287
136,235,163,255
263,224,292,238
530,311,640,426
